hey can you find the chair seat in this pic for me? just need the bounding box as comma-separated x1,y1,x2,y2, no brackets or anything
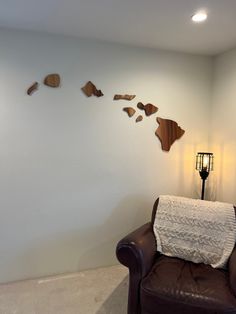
141,255,236,314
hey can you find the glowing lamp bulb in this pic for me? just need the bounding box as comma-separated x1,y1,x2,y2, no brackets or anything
192,11,208,23
203,155,209,169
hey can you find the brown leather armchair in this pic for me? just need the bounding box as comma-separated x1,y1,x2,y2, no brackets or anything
116,199,236,314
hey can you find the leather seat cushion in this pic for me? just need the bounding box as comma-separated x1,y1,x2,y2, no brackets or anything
141,256,236,314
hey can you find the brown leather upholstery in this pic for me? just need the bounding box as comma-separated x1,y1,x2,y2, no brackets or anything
116,222,160,314
116,199,236,314
229,245,236,297
141,255,236,314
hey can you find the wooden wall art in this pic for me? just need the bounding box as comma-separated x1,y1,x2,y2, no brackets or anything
25,72,185,153
44,74,60,88
27,82,39,95
137,102,158,116
155,117,185,152
136,115,143,123
114,94,136,101
81,81,104,97
123,107,136,117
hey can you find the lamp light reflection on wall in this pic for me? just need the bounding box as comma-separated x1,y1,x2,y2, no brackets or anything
196,152,214,200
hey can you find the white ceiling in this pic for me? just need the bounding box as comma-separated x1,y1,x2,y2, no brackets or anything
1,0,236,55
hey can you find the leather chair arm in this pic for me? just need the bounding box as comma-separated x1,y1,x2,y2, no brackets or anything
116,222,158,277
116,222,159,314
229,245,236,296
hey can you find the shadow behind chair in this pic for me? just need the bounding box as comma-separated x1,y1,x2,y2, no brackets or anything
116,199,236,314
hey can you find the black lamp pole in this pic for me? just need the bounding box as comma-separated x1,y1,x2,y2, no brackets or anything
196,152,213,201
199,170,209,200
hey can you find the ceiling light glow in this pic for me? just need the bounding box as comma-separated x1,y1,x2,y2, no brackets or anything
191,11,207,23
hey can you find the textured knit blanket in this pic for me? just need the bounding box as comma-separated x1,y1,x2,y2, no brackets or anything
153,195,236,268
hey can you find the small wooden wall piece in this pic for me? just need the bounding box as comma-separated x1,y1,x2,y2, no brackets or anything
136,115,143,123
81,81,104,97
123,107,136,117
144,103,158,116
44,74,60,87
114,94,136,101
137,102,145,110
137,102,158,116
155,117,185,151
27,82,39,95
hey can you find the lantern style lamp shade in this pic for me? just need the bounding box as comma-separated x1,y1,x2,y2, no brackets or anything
195,152,214,200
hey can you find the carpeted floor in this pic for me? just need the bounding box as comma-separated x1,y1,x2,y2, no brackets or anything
0,265,128,314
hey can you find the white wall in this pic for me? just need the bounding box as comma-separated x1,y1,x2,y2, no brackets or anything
0,29,212,283
210,48,236,203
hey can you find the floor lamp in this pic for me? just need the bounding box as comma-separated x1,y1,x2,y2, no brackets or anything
196,152,214,200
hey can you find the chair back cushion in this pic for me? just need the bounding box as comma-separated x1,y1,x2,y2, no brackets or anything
153,195,236,268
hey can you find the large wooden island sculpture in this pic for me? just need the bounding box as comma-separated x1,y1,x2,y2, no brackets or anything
155,117,185,151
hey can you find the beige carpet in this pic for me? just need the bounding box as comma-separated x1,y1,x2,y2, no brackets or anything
0,265,128,314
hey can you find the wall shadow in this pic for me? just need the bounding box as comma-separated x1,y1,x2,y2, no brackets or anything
77,194,153,270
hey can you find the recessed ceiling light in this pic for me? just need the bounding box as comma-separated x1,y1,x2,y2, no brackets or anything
191,11,208,23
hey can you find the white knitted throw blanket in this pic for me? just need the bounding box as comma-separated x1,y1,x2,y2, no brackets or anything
153,195,236,268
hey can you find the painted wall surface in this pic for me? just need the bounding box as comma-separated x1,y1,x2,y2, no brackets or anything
0,29,212,283
210,48,236,204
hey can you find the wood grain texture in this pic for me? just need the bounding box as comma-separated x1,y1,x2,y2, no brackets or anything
123,107,136,117
137,102,158,116
44,74,60,87
81,81,104,97
27,82,39,95
155,117,185,151
136,115,143,123
113,94,136,101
